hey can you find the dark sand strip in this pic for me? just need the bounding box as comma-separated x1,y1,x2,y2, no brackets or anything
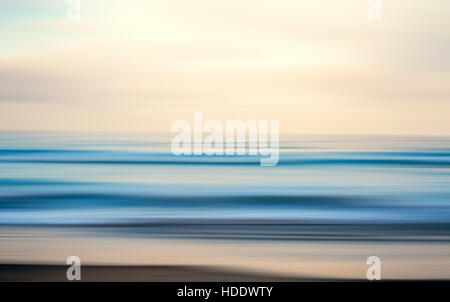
0,264,332,282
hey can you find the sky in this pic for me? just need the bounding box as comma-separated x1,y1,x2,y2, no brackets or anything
0,0,449,134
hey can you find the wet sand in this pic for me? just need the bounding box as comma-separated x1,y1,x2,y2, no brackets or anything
1,226,450,281
0,264,322,282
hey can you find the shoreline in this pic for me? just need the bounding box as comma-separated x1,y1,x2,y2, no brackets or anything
0,264,325,282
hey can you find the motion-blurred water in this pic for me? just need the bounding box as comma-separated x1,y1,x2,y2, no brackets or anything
1,132,449,225
1,132,450,279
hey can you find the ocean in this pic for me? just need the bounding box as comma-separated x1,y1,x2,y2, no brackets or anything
0,132,449,280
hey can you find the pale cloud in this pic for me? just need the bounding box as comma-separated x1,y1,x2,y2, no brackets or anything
0,0,449,134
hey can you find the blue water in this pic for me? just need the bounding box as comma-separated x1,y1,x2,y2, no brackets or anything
0,132,449,228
